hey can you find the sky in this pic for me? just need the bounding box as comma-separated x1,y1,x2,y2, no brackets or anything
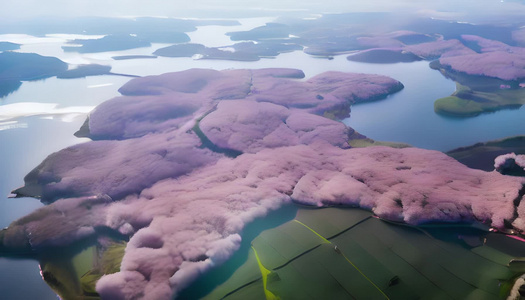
2,0,525,21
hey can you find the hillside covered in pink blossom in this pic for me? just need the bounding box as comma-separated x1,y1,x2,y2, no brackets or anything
2,68,524,300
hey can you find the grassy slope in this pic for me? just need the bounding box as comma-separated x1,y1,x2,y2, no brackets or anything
37,240,126,300
447,135,525,171
349,138,411,149
434,81,525,117
348,130,412,149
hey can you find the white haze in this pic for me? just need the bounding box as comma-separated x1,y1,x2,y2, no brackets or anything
2,0,525,21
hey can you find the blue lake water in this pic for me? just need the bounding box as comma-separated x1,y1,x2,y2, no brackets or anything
1,75,131,107
0,75,128,299
0,117,88,300
340,59,525,151
1,21,525,299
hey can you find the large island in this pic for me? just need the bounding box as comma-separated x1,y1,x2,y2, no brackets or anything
1,68,524,299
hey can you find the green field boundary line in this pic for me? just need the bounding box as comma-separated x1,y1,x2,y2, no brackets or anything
272,244,322,271
325,216,373,240
272,216,372,270
387,246,454,299
293,219,390,300
219,277,263,300
252,246,280,300
293,220,331,243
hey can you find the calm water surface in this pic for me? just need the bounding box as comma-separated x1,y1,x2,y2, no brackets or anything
1,75,130,106
0,74,129,299
0,117,88,300
340,60,525,151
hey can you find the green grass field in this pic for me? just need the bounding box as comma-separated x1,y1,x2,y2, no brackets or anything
434,83,525,117
203,207,525,300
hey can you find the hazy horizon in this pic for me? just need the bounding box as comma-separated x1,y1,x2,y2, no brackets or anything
3,0,525,22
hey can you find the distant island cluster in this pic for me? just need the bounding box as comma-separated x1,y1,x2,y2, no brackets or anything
1,15,524,115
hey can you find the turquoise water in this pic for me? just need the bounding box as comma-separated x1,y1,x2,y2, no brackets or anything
179,203,299,299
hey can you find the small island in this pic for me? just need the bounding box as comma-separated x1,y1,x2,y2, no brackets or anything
0,52,137,98
154,41,302,61
62,34,152,53
0,52,68,97
347,48,422,64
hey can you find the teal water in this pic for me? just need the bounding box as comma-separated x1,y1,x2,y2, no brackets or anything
179,203,299,299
